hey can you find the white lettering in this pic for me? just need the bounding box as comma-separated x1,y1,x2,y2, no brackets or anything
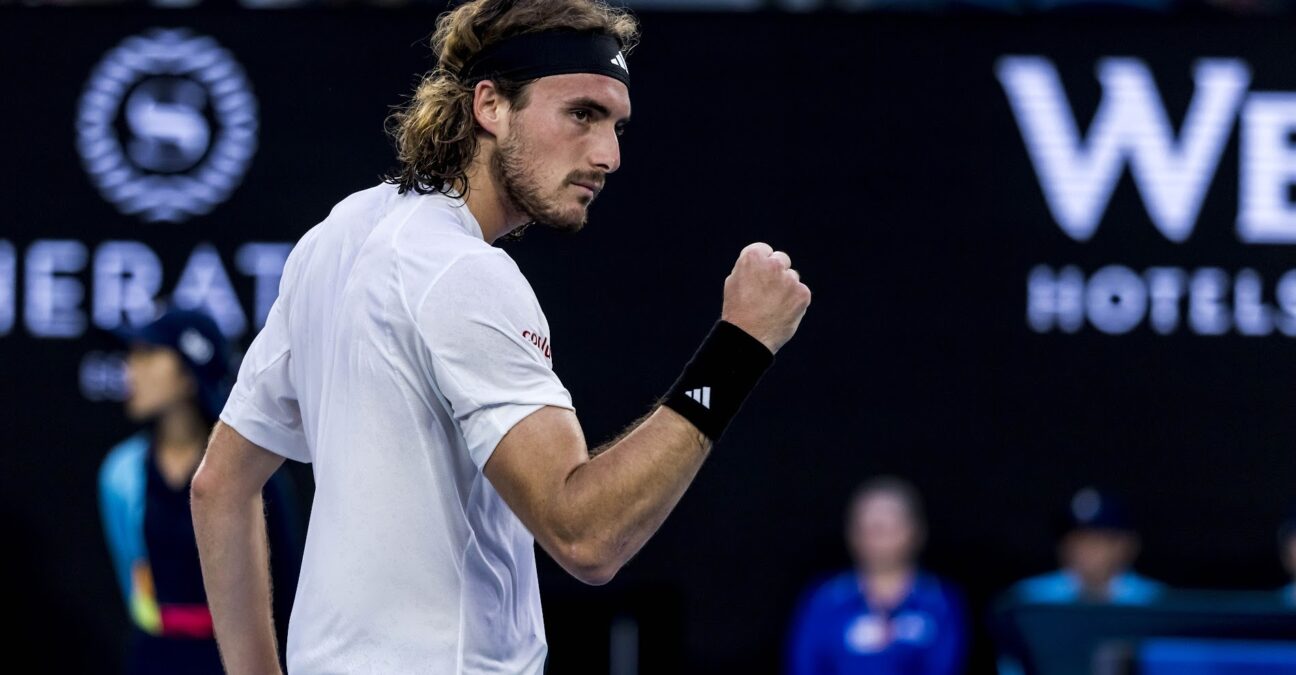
1027,265,1085,333
998,56,1250,242
1087,265,1147,334
1238,93,1296,243
1189,268,1230,335
1144,267,1185,334
25,240,88,338
93,241,163,331
79,351,128,402
236,242,292,330
1233,268,1273,335
1277,270,1296,336
172,243,246,338
1027,265,1296,337
0,240,13,336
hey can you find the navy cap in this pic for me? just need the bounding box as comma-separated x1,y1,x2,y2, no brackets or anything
114,308,231,419
1059,487,1134,534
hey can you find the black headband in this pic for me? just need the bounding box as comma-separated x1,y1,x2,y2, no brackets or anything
459,31,629,88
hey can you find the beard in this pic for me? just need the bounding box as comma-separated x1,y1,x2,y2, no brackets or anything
491,127,597,234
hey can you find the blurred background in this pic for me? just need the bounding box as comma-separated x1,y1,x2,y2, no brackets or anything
4,0,1296,673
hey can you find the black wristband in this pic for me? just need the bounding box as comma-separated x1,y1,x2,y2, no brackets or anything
662,320,774,441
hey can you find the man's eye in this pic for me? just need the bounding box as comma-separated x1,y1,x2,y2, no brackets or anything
571,109,590,122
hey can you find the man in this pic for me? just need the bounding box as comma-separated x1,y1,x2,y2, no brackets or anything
190,1,812,673
788,477,967,675
996,488,1164,675
1278,506,1296,605
1012,487,1164,605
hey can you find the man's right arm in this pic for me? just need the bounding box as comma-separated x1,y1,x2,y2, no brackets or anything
484,242,810,584
192,422,286,675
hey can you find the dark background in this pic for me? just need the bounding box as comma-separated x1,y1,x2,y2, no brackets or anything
3,9,1295,672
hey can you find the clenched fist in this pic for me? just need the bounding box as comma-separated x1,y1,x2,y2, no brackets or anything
721,242,812,354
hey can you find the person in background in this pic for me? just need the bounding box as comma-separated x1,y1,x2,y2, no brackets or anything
788,476,968,675
1012,487,1164,605
1278,506,1296,606
98,309,301,675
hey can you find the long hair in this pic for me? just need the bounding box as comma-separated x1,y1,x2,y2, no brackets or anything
384,0,639,198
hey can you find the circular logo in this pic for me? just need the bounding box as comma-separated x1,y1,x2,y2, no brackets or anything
76,29,258,223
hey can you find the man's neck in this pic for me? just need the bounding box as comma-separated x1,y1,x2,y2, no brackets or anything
464,157,528,244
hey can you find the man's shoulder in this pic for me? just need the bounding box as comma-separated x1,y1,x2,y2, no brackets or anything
393,187,488,247
390,193,517,281
280,183,400,280
1111,571,1165,604
432,249,533,303
336,181,395,211
1011,570,1076,603
804,571,861,609
314,182,400,235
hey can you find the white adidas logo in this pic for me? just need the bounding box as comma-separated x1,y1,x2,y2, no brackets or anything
610,52,628,73
684,386,711,409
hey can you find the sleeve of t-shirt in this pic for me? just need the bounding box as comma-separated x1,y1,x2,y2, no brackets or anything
413,251,573,470
220,297,311,463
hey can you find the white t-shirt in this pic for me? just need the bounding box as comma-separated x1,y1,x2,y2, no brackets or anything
220,183,572,674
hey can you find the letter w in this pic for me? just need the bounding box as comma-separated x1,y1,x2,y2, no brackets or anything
997,57,1250,242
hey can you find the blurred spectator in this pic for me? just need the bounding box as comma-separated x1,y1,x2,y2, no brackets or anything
1279,506,1296,606
98,308,301,675
787,476,968,675
1011,487,1164,605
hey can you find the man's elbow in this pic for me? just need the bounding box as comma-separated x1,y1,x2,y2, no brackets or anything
189,460,221,507
556,538,623,586
190,458,245,507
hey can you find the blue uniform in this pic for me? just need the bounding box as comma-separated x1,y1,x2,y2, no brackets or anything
996,570,1166,675
1012,569,1164,605
788,571,968,675
99,432,301,675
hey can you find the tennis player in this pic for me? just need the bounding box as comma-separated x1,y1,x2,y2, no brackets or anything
191,1,811,672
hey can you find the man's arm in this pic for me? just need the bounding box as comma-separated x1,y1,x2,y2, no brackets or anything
191,421,286,675
485,242,810,585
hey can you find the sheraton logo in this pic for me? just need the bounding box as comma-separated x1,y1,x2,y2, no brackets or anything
76,29,259,223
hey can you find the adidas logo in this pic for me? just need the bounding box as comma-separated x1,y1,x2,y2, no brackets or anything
684,386,711,409
610,51,628,73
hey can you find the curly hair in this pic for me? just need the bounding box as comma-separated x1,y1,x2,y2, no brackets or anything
384,0,639,198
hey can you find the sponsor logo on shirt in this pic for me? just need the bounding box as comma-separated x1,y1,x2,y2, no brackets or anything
521,330,552,361
845,611,935,653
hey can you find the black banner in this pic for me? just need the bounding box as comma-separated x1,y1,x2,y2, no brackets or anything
3,9,1296,672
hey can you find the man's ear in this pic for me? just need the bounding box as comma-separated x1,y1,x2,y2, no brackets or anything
473,80,508,138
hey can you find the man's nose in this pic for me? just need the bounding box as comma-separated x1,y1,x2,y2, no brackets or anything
590,127,621,174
